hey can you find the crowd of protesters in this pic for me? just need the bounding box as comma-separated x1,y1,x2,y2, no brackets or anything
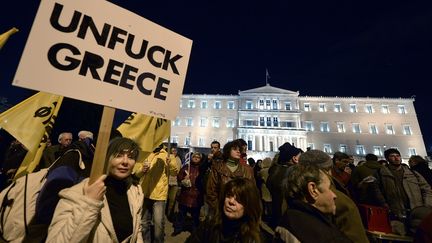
1,130,432,243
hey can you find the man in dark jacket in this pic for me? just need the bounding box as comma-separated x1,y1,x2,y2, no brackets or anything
266,142,302,228
350,153,385,204
275,164,352,243
299,150,369,243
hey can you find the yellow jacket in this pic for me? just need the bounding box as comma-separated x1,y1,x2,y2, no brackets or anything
133,149,180,200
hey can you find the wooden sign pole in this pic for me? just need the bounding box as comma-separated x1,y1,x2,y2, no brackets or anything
89,106,115,184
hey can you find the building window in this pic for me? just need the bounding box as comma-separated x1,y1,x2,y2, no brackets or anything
273,117,279,127
409,148,417,156
214,101,221,109
246,101,253,109
212,118,220,128
385,124,395,135
259,99,264,109
381,105,389,114
201,100,208,109
337,122,345,133
320,122,330,133
307,143,315,150
174,118,181,126
226,119,234,128
285,102,292,111
272,100,278,110
185,137,191,146
365,104,374,114
334,104,342,112
266,100,271,110
349,104,358,113
305,121,314,131
198,137,205,147
179,101,183,108
403,125,412,135
323,144,332,153
373,146,383,156
227,101,235,109
369,123,378,134
398,105,407,114
200,117,207,127
281,120,296,128
356,145,365,155
171,136,179,144
260,117,265,126
266,117,271,126
352,123,361,133
319,103,327,112
186,117,193,126
244,120,255,126
304,103,311,112
247,138,253,151
187,100,195,108
339,144,348,153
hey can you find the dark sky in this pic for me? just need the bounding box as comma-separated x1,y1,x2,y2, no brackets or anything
1,1,432,151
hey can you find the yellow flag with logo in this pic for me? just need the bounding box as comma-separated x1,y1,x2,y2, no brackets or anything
0,27,19,50
0,92,63,177
117,113,171,160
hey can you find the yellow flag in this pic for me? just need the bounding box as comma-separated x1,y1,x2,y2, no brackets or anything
0,92,63,177
117,113,171,160
0,27,19,50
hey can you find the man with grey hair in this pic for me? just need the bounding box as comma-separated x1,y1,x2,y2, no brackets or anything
275,164,350,242
77,130,95,152
41,132,73,168
297,150,368,243
78,130,93,141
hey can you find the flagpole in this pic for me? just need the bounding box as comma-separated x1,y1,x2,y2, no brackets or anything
265,69,268,85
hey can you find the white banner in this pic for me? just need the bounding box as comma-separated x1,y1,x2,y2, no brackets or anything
13,0,192,120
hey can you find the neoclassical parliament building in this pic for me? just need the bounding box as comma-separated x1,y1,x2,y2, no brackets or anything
170,84,426,161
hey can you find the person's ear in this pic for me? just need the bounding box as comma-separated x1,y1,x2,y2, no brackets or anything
307,181,320,200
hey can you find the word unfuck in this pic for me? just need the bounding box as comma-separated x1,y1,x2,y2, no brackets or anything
47,3,183,101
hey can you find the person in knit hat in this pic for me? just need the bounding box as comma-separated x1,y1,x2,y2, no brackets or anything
266,142,303,228
277,142,303,166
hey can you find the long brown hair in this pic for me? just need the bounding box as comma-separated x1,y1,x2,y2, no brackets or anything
215,177,262,243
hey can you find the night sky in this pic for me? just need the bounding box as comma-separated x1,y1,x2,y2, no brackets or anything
1,1,432,152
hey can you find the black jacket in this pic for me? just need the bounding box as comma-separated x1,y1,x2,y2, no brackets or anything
275,199,352,243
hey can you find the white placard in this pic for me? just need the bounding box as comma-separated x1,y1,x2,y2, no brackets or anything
13,0,192,120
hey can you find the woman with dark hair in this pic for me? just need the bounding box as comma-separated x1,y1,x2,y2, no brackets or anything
187,177,267,243
46,137,144,243
206,140,254,217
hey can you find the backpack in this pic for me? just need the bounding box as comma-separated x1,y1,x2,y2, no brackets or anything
0,149,83,243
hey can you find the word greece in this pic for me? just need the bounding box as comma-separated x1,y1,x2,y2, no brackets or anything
47,3,184,100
